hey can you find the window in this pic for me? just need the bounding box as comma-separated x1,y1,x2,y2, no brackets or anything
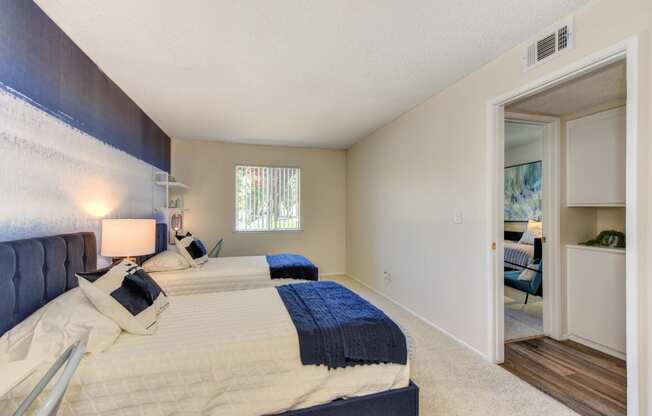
235,165,301,232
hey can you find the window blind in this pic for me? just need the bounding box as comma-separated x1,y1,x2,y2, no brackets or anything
235,166,301,232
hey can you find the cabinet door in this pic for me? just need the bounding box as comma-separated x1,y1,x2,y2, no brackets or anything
567,246,626,357
566,107,626,206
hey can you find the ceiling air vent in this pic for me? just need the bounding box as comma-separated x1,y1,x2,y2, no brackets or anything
524,18,574,70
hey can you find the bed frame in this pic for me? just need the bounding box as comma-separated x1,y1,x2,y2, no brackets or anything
0,231,419,416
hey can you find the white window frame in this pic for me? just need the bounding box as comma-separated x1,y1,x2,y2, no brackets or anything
234,165,302,233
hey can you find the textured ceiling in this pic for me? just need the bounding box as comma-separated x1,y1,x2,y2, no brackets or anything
35,0,590,148
508,60,626,116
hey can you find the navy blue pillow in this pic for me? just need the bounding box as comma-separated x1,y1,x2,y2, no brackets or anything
124,270,166,305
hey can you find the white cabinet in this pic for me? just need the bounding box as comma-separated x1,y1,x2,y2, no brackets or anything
566,107,626,207
566,244,626,358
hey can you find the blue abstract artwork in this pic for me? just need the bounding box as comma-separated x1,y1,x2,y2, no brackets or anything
504,161,542,221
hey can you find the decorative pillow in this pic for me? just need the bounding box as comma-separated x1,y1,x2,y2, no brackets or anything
77,260,168,335
142,250,190,273
518,262,541,282
519,220,543,245
175,232,208,267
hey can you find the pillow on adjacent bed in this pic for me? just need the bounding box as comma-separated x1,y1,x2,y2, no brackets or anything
77,260,168,335
175,232,208,267
142,250,190,273
519,219,543,245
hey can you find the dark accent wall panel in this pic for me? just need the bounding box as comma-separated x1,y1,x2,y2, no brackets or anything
0,0,170,171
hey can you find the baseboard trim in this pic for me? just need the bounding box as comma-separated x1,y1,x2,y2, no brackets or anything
562,332,626,360
345,273,488,360
319,272,347,277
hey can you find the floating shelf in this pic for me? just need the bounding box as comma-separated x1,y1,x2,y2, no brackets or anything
155,207,190,213
155,181,189,190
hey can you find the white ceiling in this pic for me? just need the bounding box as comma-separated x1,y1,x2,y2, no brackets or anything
508,60,626,116
35,0,590,149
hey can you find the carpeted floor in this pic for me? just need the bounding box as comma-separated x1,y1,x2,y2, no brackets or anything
325,275,576,416
504,285,543,341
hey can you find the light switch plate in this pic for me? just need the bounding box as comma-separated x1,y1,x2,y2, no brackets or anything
453,209,463,224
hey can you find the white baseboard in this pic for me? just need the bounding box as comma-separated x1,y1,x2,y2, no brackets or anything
562,333,626,360
345,273,488,360
319,272,347,277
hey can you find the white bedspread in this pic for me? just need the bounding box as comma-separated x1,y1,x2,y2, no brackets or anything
2,288,410,416
151,256,300,296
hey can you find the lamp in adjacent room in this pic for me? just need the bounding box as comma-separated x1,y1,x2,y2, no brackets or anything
101,219,156,262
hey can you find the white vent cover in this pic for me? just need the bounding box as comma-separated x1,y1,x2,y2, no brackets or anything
524,18,574,70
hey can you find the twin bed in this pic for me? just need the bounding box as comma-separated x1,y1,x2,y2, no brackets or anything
147,224,320,296
151,255,317,296
503,231,542,271
0,232,418,416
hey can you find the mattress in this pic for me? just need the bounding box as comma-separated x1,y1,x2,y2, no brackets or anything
151,256,300,296
504,240,535,270
2,288,410,416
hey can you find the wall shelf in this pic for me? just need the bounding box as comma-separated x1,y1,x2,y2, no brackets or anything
153,171,189,215
155,180,189,190
155,207,190,213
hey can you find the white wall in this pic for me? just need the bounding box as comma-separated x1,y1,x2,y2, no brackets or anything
172,139,347,274
505,141,543,167
346,0,651,411
0,88,162,263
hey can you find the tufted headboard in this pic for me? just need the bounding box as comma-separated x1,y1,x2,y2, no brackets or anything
0,232,97,337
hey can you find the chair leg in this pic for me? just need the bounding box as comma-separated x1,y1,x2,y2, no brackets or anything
524,293,529,304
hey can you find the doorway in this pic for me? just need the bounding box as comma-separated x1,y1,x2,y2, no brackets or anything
488,38,638,416
502,120,546,342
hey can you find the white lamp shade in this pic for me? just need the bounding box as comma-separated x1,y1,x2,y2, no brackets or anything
101,219,156,257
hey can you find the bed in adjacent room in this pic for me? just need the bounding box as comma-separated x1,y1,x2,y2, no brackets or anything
0,232,417,416
503,224,542,271
504,239,535,270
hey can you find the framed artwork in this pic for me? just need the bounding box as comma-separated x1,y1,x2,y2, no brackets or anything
504,161,542,222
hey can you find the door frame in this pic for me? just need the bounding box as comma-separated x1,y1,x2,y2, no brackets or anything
486,36,640,414
504,113,562,340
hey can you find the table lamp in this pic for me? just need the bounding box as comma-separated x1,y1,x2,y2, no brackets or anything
101,219,156,262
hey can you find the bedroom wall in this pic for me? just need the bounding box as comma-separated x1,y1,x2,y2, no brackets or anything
346,0,650,410
504,140,543,167
171,139,346,274
0,0,170,171
0,0,169,261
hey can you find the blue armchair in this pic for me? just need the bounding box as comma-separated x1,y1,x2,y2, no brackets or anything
504,262,542,304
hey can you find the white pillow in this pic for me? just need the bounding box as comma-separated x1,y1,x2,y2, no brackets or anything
0,288,121,395
519,220,543,245
518,262,541,282
175,233,208,267
142,250,190,273
78,260,168,335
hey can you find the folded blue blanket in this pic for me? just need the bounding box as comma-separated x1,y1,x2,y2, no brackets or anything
276,281,407,369
266,253,318,281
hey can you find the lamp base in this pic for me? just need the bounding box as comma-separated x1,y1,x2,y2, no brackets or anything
111,256,139,266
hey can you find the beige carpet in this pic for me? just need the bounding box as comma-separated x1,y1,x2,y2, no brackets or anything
324,275,577,416
504,285,544,341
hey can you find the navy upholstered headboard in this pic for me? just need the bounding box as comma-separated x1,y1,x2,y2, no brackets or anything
155,223,168,255
0,232,97,336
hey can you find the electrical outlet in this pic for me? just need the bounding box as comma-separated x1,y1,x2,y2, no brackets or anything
383,271,392,283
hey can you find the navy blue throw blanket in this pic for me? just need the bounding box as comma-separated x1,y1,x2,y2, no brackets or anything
266,253,318,281
276,281,407,369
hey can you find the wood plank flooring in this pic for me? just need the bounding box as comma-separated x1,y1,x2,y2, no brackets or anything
500,337,626,416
